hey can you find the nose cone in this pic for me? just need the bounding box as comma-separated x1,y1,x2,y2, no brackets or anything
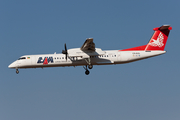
8,61,17,68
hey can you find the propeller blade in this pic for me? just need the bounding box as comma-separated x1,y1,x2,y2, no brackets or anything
62,50,67,54
66,54,68,60
65,43,67,51
62,43,68,61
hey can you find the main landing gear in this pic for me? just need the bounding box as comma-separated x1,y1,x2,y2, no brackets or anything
84,58,93,75
88,64,93,69
16,69,19,74
83,65,93,75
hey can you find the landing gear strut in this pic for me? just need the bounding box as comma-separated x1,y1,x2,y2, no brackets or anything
83,65,90,75
16,69,19,74
84,58,93,75
85,58,93,69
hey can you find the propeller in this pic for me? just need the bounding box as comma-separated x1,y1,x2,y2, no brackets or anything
62,43,68,60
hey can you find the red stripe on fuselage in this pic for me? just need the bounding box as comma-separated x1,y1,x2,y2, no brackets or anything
119,45,147,51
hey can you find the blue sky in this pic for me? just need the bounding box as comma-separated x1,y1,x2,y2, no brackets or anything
1,0,180,120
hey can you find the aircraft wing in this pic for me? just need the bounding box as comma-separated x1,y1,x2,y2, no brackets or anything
67,38,105,58
80,38,95,51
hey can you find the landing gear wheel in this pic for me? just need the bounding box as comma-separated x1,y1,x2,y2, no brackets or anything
88,64,93,69
85,70,90,75
16,69,19,74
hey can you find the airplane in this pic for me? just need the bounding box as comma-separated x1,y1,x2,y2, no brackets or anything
8,25,172,75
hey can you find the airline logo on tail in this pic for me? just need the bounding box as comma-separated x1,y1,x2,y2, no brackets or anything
119,25,172,51
149,32,164,47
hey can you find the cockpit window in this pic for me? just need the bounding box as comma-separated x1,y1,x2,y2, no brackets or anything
18,57,26,60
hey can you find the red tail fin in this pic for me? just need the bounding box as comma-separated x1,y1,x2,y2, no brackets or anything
120,25,172,51
145,25,172,51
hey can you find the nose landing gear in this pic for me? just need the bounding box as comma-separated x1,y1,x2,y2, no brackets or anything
16,69,19,74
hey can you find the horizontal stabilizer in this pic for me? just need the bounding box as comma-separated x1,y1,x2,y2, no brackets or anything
153,25,172,31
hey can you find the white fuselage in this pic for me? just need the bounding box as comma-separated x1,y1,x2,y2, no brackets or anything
8,48,166,69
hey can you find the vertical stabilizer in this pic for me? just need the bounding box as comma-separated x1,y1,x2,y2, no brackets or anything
145,25,172,51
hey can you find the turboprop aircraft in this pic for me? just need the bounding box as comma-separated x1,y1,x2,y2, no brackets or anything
8,25,172,75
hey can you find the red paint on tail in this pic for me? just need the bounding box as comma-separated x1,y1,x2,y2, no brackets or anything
145,25,172,51
120,45,147,51
120,25,172,51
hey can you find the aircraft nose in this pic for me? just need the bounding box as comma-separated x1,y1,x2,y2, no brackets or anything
8,61,17,68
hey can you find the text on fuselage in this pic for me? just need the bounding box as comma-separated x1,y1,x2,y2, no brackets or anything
37,57,54,63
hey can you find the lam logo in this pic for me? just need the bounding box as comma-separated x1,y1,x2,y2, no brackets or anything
149,32,164,47
37,57,54,64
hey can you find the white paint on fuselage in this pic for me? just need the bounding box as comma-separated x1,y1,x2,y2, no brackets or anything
8,49,166,69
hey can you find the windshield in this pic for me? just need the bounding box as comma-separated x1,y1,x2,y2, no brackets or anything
18,57,26,60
